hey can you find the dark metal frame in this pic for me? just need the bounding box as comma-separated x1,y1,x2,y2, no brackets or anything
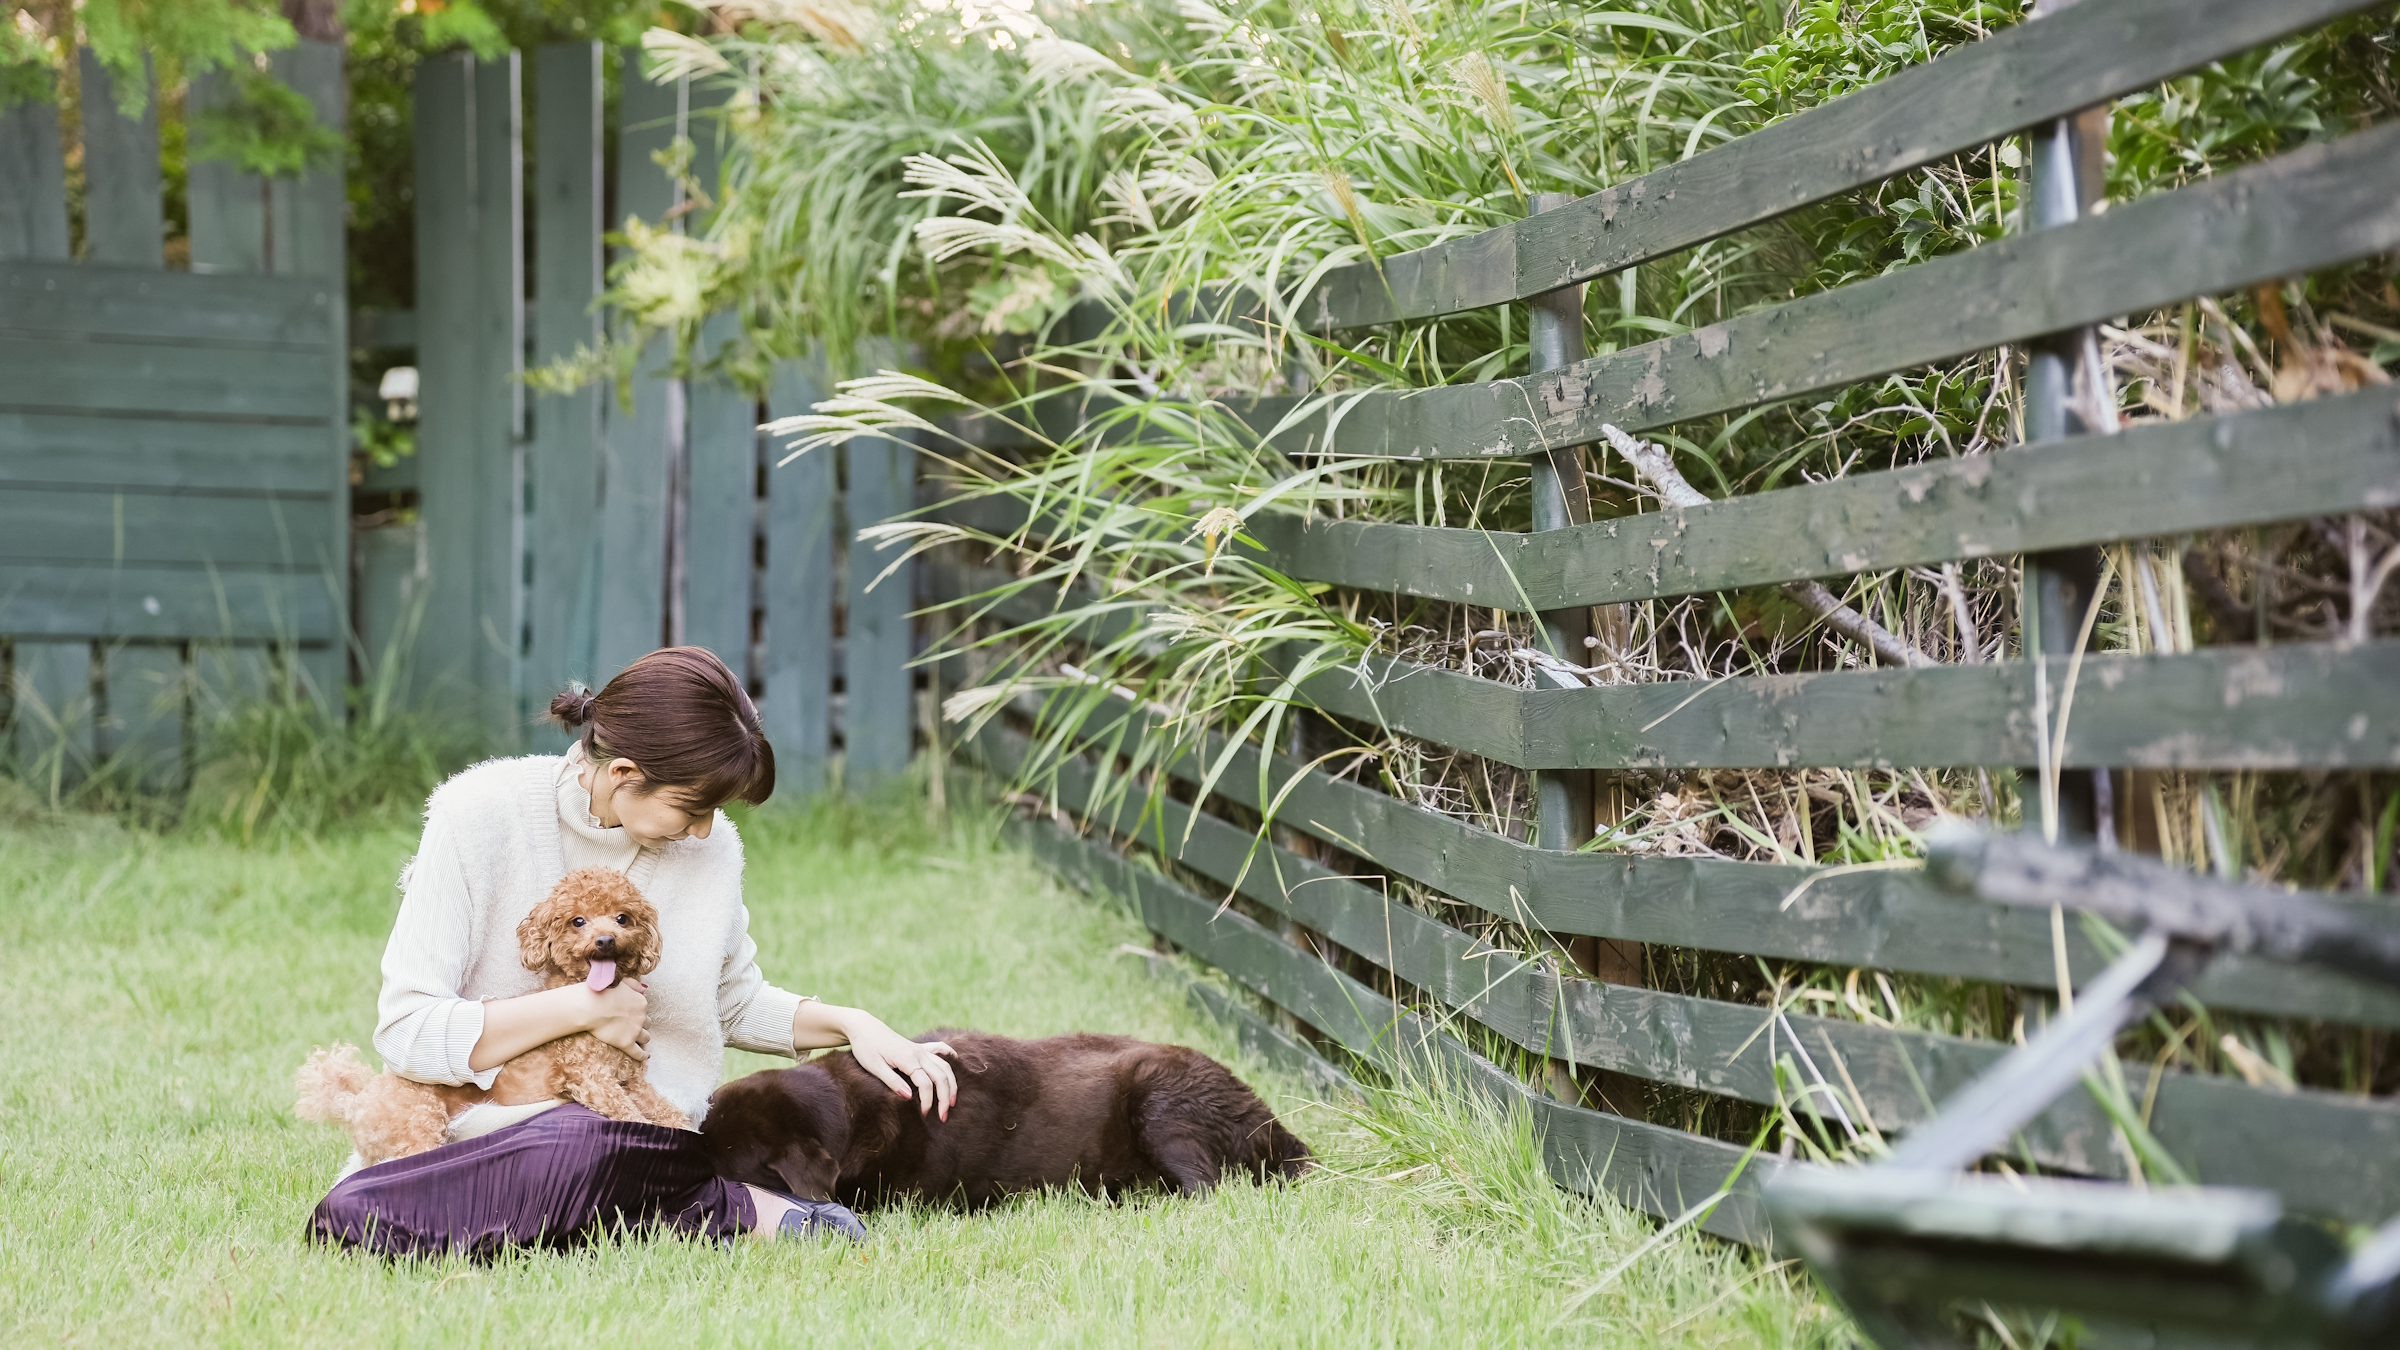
1766,827,2400,1348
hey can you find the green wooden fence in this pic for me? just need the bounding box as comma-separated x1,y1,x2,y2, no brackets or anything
920,0,2400,1248
361,45,919,785
0,44,349,786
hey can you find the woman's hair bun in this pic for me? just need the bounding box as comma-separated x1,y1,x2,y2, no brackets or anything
548,684,598,728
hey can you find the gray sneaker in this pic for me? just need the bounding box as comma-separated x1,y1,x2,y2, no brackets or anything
775,1196,867,1242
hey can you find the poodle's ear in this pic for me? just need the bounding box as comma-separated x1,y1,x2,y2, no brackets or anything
622,891,665,978
515,901,558,973
767,1142,840,1202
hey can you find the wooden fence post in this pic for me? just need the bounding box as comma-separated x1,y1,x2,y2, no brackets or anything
594,50,682,680
842,425,916,788
412,52,524,739
526,41,605,713
681,85,759,679
0,82,69,259
762,356,835,796
77,50,162,267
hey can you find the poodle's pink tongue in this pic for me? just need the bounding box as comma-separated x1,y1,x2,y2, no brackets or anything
585,960,617,993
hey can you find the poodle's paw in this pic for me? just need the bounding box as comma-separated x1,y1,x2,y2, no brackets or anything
777,1198,867,1243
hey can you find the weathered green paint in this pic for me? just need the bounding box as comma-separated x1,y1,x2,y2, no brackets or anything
1242,122,2400,460
972,720,2400,1225
185,65,266,275
0,488,334,569
1241,388,2400,610
0,335,334,424
763,358,835,795
684,317,757,668
843,434,916,785
10,639,94,772
266,43,347,283
411,53,524,726
101,642,185,788
526,41,607,703
0,416,331,493
0,565,339,643
0,87,68,260
1008,808,1786,1246
76,49,161,268
595,52,682,681
1294,0,2378,329
1280,641,2400,772
0,262,336,344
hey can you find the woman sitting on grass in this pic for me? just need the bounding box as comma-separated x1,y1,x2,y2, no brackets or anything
309,646,958,1257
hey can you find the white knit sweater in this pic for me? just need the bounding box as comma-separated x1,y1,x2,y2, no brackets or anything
373,752,807,1125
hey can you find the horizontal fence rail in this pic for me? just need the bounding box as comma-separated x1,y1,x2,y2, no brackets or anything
1286,0,2385,330
1280,642,2400,773
1235,121,2400,460
963,719,2400,1226
1234,387,2400,610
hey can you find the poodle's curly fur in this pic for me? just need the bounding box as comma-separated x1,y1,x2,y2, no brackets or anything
296,868,689,1164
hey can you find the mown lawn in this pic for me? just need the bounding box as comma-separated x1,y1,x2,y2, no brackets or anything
0,779,1843,1347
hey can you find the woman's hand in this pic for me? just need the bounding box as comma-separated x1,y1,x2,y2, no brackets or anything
793,1001,957,1119
585,979,652,1061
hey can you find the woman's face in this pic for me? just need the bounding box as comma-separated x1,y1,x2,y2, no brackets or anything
584,755,716,848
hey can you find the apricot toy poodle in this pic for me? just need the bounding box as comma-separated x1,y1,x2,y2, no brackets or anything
295,867,687,1165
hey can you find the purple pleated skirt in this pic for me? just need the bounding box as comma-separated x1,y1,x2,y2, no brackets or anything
307,1104,756,1259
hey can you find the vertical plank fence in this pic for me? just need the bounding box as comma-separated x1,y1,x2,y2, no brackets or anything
926,0,2400,1250
367,45,917,788
0,45,348,788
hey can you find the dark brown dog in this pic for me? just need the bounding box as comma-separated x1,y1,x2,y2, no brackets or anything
701,1030,1310,1208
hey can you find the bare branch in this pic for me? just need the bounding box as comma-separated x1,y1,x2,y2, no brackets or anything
1598,424,1937,668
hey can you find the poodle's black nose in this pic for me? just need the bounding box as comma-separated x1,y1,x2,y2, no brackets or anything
593,932,617,950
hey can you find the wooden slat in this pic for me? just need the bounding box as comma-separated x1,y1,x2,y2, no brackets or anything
1294,0,2379,329
1243,387,2400,609
1284,641,2400,772
101,643,185,788
0,414,331,492
412,53,524,729
472,52,523,733
268,42,346,283
185,67,265,275
0,487,335,568
352,521,424,687
191,641,277,718
9,639,94,776
1124,943,1366,1100
77,49,161,268
1008,809,1786,1245
978,721,2400,1225
1243,121,2400,460
684,314,758,674
594,51,682,681
843,434,916,786
0,336,336,423
0,90,69,260
0,261,336,345
0,564,338,643
762,358,835,796
525,41,606,702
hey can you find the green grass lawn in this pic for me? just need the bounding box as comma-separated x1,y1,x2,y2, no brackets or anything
0,781,1843,1347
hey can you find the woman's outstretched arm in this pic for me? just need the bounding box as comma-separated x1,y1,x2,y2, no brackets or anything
469,981,653,1071
792,1000,959,1120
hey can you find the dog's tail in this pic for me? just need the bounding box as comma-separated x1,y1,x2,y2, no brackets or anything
293,1042,375,1125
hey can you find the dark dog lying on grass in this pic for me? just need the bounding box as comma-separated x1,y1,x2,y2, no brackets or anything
702,1030,1311,1208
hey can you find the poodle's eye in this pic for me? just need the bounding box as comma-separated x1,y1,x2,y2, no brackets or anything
571,917,586,928
616,913,629,925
